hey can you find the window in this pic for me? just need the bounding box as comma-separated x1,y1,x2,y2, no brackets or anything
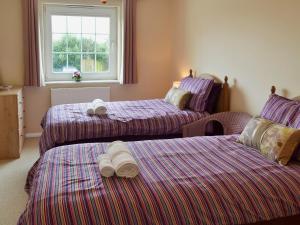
42,4,121,82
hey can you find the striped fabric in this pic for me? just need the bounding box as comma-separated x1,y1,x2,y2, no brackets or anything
179,77,214,112
260,94,300,126
39,99,208,154
289,106,300,129
19,135,300,225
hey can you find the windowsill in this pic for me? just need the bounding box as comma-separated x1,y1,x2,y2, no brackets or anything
44,80,121,86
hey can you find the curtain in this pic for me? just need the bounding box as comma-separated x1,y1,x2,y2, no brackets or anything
123,0,137,84
23,0,41,87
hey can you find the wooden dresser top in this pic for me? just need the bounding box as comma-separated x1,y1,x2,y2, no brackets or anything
0,87,22,96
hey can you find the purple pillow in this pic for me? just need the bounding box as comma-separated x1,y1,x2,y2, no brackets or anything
205,83,222,114
179,77,214,112
289,104,300,129
260,94,299,126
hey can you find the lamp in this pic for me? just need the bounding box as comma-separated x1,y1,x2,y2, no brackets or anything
173,81,181,88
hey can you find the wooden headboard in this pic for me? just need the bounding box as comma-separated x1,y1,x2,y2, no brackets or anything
188,69,230,112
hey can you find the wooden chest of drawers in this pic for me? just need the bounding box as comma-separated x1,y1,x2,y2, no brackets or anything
0,87,24,159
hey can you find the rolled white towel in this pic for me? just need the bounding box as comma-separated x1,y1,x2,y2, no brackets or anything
97,154,115,177
87,103,95,115
112,152,139,178
107,141,131,158
93,99,104,104
93,99,107,115
107,141,139,178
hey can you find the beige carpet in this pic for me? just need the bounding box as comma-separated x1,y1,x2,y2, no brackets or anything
0,138,39,225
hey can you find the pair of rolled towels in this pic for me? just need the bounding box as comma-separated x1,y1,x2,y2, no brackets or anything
87,99,107,116
97,141,139,178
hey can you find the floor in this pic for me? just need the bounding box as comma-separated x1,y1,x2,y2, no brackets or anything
0,138,39,225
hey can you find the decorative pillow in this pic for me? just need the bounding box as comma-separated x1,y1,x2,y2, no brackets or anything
260,124,300,165
205,83,222,114
260,94,300,126
164,87,191,110
238,117,300,165
179,77,214,112
237,117,273,149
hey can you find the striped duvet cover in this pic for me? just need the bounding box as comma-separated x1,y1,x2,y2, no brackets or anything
39,99,208,155
19,135,300,225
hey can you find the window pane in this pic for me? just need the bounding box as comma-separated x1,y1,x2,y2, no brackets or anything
53,53,67,72
82,54,95,72
52,34,67,52
82,34,95,52
96,17,110,34
96,35,109,52
96,54,109,72
52,16,67,33
68,54,81,71
67,34,81,52
67,16,81,33
82,17,95,34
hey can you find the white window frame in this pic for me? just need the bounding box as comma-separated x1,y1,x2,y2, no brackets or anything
41,3,122,82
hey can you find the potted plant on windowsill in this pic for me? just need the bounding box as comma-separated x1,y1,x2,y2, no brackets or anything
72,71,82,82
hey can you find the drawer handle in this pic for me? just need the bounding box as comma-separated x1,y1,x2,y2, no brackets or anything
19,117,23,120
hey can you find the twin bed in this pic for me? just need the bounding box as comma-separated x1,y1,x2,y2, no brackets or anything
19,136,300,225
19,74,300,225
39,71,230,154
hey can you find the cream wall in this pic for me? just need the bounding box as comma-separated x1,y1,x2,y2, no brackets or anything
0,0,173,133
172,0,300,114
0,0,24,85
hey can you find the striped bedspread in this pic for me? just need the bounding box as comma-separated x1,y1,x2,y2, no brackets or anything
19,135,300,225
39,99,208,154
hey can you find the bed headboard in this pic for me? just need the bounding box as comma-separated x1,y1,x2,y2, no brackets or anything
188,69,230,112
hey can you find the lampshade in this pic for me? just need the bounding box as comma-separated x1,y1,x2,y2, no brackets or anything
173,81,181,88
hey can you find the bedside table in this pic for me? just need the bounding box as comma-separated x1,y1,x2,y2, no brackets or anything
182,112,252,138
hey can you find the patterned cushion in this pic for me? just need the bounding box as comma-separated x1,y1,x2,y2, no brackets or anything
179,77,214,112
164,87,191,110
260,124,300,165
260,94,300,126
237,117,273,149
238,117,300,165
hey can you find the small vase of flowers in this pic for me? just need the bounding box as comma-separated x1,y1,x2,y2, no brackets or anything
72,71,82,82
